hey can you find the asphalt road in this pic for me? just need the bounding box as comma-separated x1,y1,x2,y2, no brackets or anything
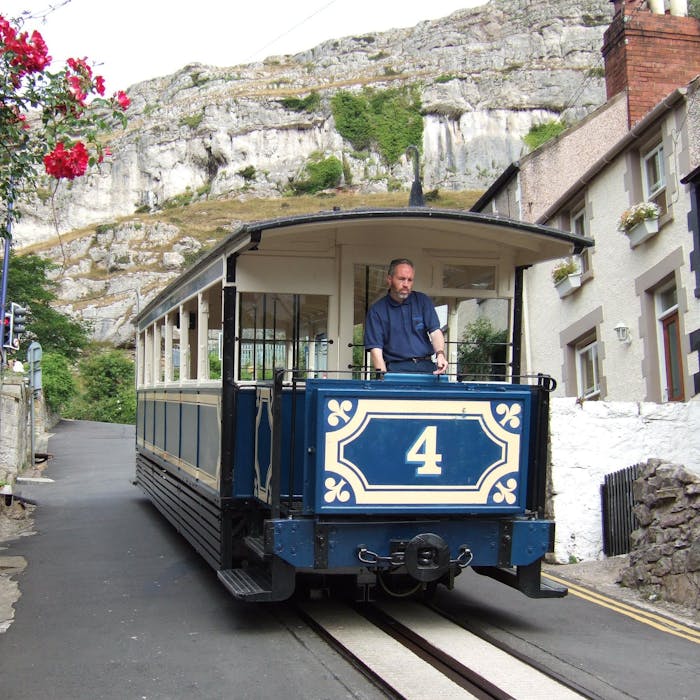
0,420,384,700
2,419,699,700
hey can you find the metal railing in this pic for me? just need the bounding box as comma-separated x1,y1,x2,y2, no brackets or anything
601,464,641,556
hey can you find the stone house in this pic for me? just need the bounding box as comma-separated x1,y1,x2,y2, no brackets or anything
474,0,700,404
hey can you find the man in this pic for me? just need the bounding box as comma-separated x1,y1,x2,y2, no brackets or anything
364,258,448,374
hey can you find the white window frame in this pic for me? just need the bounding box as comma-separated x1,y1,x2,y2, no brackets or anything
575,336,600,399
570,206,586,237
642,142,666,214
570,204,591,275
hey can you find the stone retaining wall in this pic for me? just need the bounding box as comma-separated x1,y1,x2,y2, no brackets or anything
0,374,48,487
619,459,700,610
0,376,30,484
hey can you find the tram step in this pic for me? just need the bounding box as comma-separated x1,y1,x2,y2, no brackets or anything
217,567,274,601
473,564,569,598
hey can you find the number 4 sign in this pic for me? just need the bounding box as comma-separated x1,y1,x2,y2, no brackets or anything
406,426,442,476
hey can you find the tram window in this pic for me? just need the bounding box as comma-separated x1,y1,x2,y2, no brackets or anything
456,299,510,381
172,345,180,380
238,292,328,380
209,330,222,380
441,264,496,292
156,320,165,383
353,264,386,374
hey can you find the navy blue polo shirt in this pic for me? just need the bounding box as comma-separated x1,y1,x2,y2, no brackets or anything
364,291,440,363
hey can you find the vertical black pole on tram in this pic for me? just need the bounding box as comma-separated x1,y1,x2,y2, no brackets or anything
219,255,237,570
271,368,284,520
511,266,527,384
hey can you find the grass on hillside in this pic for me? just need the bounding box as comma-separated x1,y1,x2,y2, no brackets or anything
24,189,483,257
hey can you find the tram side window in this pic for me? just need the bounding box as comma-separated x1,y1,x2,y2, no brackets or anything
353,263,388,375
157,319,166,382
455,299,510,381
203,282,223,381
171,321,181,381
178,284,222,383
238,292,328,379
176,303,198,381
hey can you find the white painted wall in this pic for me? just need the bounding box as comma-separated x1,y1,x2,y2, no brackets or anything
549,397,700,563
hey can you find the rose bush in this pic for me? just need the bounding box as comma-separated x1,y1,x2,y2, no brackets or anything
1,12,130,232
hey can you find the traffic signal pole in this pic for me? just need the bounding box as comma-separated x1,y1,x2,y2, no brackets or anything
1,187,14,368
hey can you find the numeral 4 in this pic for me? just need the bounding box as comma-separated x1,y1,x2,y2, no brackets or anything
406,426,442,475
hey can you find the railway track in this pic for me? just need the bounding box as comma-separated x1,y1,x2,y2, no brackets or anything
298,598,589,700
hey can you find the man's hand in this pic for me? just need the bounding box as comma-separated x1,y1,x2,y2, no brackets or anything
433,350,448,375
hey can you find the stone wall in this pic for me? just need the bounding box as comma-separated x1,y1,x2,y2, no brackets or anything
620,460,700,611
0,375,31,484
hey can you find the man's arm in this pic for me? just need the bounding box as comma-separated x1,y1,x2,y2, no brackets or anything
369,347,386,372
429,329,448,374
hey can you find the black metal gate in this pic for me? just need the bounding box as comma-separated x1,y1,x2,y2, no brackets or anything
601,464,641,556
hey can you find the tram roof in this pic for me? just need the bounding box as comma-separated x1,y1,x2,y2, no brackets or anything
136,206,592,324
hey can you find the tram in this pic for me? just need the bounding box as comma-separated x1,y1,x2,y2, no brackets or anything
134,195,592,602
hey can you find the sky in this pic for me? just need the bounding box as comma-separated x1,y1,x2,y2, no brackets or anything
2,0,488,92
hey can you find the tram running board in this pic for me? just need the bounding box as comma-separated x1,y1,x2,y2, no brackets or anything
218,558,297,602
218,567,275,601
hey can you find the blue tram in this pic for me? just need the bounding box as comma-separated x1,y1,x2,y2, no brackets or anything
134,204,592,601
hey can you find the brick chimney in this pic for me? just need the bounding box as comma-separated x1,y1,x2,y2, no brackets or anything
602,0,700,126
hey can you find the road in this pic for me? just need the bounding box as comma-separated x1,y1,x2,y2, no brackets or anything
0,420,383,700
1,419,699,700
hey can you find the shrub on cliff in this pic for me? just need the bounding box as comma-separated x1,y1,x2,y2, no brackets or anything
291,153,343,194
331,86,423,165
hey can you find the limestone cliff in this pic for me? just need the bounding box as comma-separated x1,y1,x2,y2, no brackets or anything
13,0,612,247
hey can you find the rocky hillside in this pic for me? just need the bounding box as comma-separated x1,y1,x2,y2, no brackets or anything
14,0,613,346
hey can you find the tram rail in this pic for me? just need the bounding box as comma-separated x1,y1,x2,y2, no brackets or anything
297,598,589,700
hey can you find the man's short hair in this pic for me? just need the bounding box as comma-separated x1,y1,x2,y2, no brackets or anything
388,257,414,275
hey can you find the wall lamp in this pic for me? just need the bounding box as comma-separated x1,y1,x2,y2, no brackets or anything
614,322,632,344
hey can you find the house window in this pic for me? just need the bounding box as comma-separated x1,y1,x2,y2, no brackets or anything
655,283,684,402
642,143,667,216
571,207,585,237
570,205,591,274
575,334,600,399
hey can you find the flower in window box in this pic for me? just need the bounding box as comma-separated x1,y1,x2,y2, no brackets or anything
617,202,660,233
551,258,580,284
552,258,582,298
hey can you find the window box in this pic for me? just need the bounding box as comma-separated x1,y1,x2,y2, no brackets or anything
554,271,582,298
626,216,659,248
617,201,661,248
552,258,582,298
